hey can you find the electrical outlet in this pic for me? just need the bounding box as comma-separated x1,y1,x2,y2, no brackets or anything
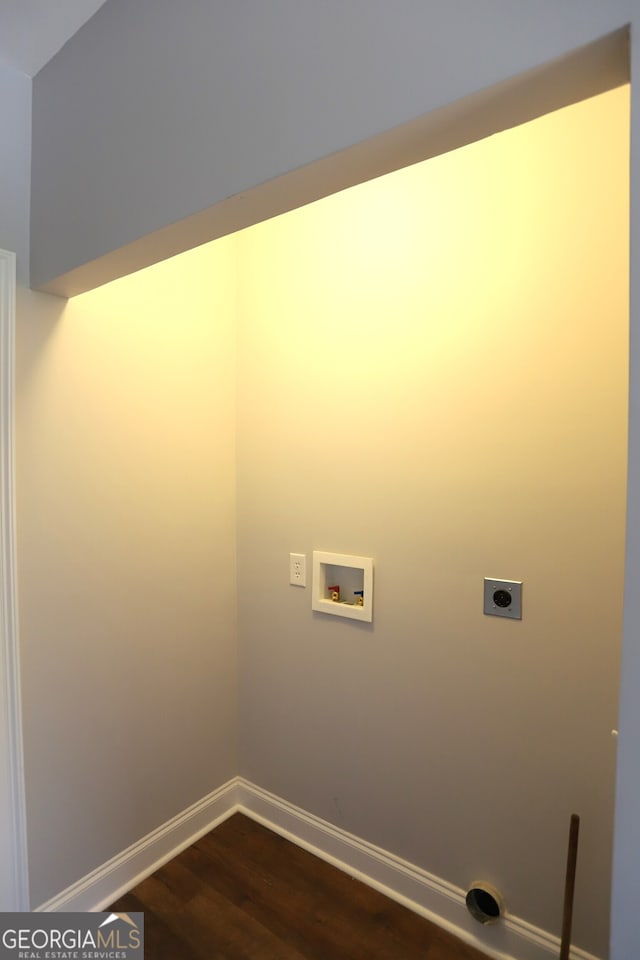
483,578,522,619
289,553,307,587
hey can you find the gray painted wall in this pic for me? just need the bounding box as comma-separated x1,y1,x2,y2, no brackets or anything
31,1,631,288
15,241,239,908
22,1,640,956
0,60,30,284
235,86,627,959
611,35,640,960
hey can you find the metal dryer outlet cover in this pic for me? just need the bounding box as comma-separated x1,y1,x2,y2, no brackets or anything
483,578,522,619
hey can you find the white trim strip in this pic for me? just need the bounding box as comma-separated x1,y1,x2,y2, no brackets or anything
36,779,240,912
36,775,601,960
0,247,29,911
235,779,601,960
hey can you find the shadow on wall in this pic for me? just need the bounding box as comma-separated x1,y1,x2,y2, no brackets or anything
15,288,67,402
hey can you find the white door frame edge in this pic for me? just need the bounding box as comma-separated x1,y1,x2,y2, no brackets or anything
0,248,29,910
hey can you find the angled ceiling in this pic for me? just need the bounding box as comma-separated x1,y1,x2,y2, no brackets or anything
0,0,109,76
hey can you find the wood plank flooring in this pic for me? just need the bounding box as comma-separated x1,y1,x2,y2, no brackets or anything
110,813,491,960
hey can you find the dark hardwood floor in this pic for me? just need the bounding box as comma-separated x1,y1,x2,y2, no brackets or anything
110,813,490,960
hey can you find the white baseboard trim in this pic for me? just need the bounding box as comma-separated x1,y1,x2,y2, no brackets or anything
235,778,601,960
35,775,601,960
35,778,240,912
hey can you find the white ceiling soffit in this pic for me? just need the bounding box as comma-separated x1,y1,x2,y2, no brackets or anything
0,0,109,77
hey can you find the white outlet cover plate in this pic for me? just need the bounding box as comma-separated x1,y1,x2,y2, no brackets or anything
289,553,307,587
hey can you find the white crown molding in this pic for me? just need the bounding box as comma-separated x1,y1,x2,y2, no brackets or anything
0,248,29,911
